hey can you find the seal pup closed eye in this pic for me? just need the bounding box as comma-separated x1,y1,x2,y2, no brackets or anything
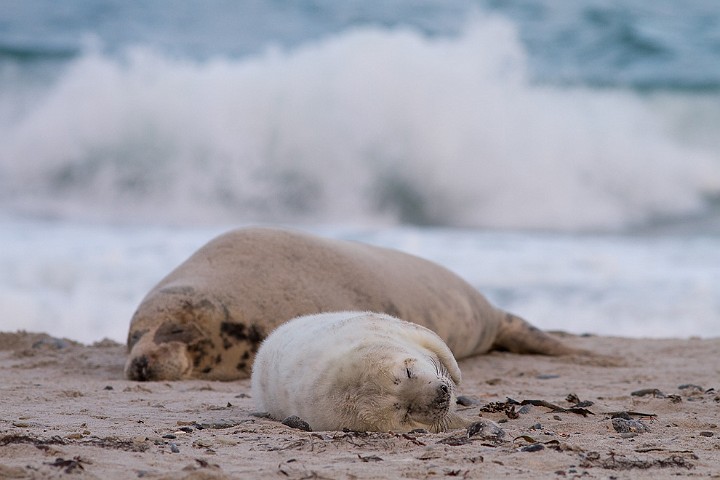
251,311,470,433
125,227,581,381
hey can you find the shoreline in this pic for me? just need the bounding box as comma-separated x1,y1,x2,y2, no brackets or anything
1,331,718,479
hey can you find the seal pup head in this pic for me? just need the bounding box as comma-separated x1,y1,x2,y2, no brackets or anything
339,330,467,433
386,352,460,432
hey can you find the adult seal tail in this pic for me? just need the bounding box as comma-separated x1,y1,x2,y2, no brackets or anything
125,227,579,381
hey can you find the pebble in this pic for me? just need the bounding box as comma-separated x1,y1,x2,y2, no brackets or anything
456,396,479,406
520,443,545,452
32,337,72,350
282,416,312,432
196,419,239,429
612,418,650,434
631,388,665,398
699,431,714,437
216,437,239,446
678,384,704,391
467,420,505,440
170,443,180,453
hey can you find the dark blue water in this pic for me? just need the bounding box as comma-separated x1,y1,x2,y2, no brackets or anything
3,0,719,90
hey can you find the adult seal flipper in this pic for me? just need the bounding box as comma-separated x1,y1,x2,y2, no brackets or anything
493,313,584,355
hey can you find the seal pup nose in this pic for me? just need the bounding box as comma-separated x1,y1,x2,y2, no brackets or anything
127,355,151,381
436,383,451,402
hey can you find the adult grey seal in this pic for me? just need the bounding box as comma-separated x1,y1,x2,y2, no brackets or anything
125,226,578,381
251,311,469,432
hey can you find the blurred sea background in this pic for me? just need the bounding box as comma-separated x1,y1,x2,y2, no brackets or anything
1,0,719,344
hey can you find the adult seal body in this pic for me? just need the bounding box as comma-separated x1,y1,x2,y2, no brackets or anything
251,311,468,433
125,227,577,381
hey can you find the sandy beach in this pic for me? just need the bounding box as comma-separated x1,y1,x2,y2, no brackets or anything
1,331,718,479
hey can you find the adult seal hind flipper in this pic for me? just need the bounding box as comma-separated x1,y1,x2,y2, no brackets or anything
125,226,581,381
493,313,579,355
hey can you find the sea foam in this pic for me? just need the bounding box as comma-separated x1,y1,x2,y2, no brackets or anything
1,17,718,230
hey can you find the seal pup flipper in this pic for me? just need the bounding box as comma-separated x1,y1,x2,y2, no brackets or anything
493,313,581,355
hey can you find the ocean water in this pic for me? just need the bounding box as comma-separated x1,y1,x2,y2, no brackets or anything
1,1,718,343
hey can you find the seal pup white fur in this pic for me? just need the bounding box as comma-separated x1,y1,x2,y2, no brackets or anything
251,311,469,433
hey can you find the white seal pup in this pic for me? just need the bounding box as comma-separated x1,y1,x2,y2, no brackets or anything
251,311,470,433
126,227,580,381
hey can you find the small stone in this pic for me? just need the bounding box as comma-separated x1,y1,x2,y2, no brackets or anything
197,419,239,429
249,411,273,419
678,384,703,391
456,396,479,406
612,418,650,434
437,435,471,446
467,420,505,440
282,415,312,432
631,388,665,398
699,431,714,437
520,443,545,452
417,447,442,460
216,437,239,446
193,439,213,448
162,434,177,439
32,337,72,350
170,443,180,453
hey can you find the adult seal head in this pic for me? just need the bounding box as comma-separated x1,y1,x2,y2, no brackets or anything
251,311,469,433
125,227,579,381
